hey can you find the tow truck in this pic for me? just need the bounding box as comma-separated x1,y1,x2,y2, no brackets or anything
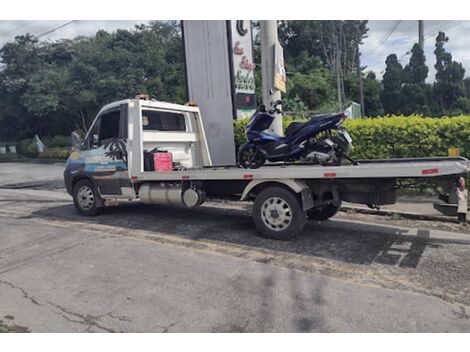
64,97,469,240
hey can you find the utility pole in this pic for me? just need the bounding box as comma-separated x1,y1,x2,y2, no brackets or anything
356,46,365,116
418,20,424,50
260,20,283,136
335,36,343,111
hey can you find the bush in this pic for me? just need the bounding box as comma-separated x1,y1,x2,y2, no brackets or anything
233,115,470,160
0,153,20,162
344,115,470,160
17,138,36,157
38,148,70,160
43,135,70,148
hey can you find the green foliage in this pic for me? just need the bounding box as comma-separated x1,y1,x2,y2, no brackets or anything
233,115,470,161
381,54,404,115
16,139,33,155
362,72,383,117
277,21,368,111
16,138,38,158
38,148,70,160
279,21,368,74
404,44,428,84
433,31,467,114
43,135,70,148
286,69,337,110
345,116,470,160
0,21,185,141
0,153,21,162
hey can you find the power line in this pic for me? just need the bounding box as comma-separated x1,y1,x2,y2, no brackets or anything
424,20,461,39
37,20,77,38
363,20,402,56
0,21,34,39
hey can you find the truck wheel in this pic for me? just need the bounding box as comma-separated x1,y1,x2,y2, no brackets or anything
307,202,341,221
72,179,103,216
253,186,307,240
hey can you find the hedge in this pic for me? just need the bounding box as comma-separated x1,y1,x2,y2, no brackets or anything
38,148,71,160
234,115,470,160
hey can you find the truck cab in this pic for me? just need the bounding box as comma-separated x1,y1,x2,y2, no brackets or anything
64,98,212,212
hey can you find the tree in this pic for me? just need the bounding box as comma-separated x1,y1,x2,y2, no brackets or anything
433,31,467,114
362,72,383,116
401,43,430,115
278,21,368,109
0,21,186,140
381,54,404,115
404,43,428,84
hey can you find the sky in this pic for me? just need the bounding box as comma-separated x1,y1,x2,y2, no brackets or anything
362,20,470,82
0,20,469,82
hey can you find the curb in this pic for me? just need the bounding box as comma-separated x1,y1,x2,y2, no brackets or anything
340,206,467,224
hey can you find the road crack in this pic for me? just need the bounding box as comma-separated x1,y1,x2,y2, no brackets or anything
0,279,41,306
47,302,119,333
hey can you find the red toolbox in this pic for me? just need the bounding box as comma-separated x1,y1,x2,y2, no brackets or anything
153,151,173,172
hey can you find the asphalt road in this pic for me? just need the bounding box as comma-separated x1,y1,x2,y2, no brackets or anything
1,162,470,332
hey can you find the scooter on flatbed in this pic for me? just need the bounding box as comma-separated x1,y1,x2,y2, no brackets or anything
65,97,469,240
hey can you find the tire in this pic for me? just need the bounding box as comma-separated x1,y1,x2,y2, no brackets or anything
72,179,103,216
238,144,266,169
252,186,307,240
307,202,341,221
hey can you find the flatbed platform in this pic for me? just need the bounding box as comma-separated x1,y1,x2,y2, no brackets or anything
135,157,470,182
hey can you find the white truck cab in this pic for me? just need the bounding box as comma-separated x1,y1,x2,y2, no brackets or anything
65,98,212,202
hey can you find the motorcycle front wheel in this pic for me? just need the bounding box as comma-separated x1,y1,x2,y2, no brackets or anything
238,144,266,169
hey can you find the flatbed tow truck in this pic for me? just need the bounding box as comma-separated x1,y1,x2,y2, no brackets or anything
64,98,469,240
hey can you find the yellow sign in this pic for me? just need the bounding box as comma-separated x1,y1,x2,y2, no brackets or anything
448,148,460,157
273,42,286,93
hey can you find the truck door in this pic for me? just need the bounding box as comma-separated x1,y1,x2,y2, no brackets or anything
83,104,133,198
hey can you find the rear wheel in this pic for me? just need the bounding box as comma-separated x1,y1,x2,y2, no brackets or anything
72,179,103,216
253,186,306,240
307,201,341,221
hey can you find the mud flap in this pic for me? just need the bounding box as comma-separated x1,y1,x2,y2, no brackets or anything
457,187,468,223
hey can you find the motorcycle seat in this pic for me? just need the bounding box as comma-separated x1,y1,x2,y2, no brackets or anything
284,121,305,136
284,113,342,136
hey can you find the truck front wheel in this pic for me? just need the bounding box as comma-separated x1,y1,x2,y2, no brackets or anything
253,186,307,240
72,179,103,216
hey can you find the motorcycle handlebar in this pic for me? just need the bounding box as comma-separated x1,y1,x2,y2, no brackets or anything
268,100,282,114
255,100,282,115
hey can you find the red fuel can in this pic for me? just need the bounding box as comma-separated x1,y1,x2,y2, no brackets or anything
153,151,173,172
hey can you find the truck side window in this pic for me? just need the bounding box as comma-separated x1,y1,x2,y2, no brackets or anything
142,110,186,131
99,110,121,142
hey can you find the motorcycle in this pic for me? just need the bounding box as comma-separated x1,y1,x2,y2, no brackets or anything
237,100,354,169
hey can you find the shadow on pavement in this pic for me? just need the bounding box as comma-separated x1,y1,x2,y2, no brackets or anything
33,202,439,267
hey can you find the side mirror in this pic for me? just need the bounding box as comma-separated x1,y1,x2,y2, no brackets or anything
71,131,82,151
92,134,99,146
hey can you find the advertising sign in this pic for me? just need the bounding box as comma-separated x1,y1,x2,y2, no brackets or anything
273,41,286,93
228,20,256,119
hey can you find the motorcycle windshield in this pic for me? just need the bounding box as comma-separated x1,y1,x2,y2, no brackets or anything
248,112,275,132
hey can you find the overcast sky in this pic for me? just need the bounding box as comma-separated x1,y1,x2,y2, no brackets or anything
362,20,470,82
0,20,469,82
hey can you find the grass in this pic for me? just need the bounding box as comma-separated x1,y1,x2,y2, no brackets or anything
0,316,30,333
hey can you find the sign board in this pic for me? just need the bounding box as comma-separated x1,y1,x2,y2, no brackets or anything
273,41,286,93
228,20,256,119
